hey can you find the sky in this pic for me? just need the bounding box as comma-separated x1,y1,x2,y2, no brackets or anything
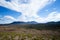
0,0,60,24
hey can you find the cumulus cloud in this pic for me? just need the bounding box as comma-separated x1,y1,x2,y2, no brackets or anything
0,15,16,24
4,15,16,21
45,11,60,22
0,11,60,24
0,0,57,23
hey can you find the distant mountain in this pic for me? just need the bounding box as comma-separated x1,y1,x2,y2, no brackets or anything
0,21,60,30
46,21,60,24
10,21,38,24
0,21,37,26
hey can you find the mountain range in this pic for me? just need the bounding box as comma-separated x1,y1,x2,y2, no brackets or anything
0,21,60,30
10,21,37,24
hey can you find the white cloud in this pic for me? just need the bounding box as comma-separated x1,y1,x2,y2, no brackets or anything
0,11,60,24
44,11,60,22
0,0,57,23
0,15,16,24
4,15,16,21
17,0,56,22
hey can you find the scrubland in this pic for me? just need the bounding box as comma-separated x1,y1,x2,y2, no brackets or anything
0,26,60,40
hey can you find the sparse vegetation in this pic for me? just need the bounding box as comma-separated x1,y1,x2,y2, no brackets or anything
0,32,60,40
0,27,60,40
0,22,60,40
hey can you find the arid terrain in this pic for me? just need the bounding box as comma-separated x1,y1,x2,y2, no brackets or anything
0,23,60,40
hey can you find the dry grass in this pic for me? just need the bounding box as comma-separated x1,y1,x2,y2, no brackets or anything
0,26,60,40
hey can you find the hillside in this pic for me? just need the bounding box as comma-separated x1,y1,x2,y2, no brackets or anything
0,21,60,40
0,21,60,30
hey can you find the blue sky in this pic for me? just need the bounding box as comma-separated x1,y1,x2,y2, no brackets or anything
38,0,60,17
0,0,60,24
0,6,21,18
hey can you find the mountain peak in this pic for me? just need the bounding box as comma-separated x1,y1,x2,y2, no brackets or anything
11,21,37,24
